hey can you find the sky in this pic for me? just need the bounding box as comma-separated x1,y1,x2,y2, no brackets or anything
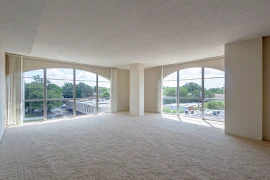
23,68,110,88
163,68,224,89
23,67,224,89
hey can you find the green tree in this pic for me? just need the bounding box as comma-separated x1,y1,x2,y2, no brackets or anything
77,82,94,98
183,82,201,93
62,82,73,98
25,76,63,114
24,77,44,114
208,88,224,94
101,91,110,98
182,82,202,102
33,75,43,83
204,89,215,98
204,101,224,110
98,87,108,94
163,107,172,113
47,83,63,112
62,82,95,99
163,97,176,104
163,87,177,97
179,86,188,97
25,82,44,100
47,83,62,99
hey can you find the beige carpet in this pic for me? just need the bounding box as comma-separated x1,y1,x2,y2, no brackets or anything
0,113,270,180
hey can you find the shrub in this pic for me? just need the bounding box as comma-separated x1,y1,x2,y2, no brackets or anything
204,101,224,110
163,107,172,113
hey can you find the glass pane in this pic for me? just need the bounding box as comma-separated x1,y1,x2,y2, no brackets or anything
98,77,110,113
179,68,201,80
204,99,225,122
76,70,96,81
204,68,224,78
47,80,73,99
204,77,225,121
98,75,109,82
23,69,44,78
204,78,225,99
47,68,73,80
76,99,97,116
47,100,73,120
24,101,44,122
180,79,202,99
163,97,177,114
163,80,177,114
179,98,202,119
76,81,96,99
24,77,44,100
164,72,177,81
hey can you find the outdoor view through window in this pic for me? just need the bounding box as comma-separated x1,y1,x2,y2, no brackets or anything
163,68,225,121
23,68,110,122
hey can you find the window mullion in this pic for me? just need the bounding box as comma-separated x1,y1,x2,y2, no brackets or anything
44,68,47,120
96,74,98,114
73,69,76,117
202,67,205,120
177,70,180,115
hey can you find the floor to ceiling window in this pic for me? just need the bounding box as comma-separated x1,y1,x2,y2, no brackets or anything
23,68,111,122
179,68,203,119
75,70,97,116
46,68,74,120
203,68,225,121
163,67,225,122
23,69,45,122
97,75,111,113
163,72,178,114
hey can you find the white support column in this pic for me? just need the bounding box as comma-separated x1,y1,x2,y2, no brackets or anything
225,37,263,141
157,67,163,113
130,64,144,116
0,42,5,140
15,57,23,125
6,56,23,125
110,69,118,113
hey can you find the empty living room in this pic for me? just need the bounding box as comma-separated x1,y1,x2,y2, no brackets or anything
1,1,270,179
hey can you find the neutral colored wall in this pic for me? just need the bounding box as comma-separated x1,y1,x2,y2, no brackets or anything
263,37,270,141
117,69,130,112
130,64,144,116
225,37,263,141
163,57,224,78
0,43,6,140
144,67,162,113
110,69,118,113
23,57,111,80
144,58,223,113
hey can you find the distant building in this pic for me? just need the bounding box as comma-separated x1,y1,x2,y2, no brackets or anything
66,99,110,114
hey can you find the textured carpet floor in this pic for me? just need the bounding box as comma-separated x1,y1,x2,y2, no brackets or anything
0,113,270,180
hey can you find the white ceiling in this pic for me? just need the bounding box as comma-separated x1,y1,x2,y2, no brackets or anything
1,0,270,68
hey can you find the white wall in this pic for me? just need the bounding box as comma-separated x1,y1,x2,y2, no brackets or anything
163,57,224,78
0,43,6,140
117,69,130,112
144,67,162,113
225,37,263,141
23,57,111,80
144,58,224,114
130,64,144,116
263,37,270,141
110,69,118,113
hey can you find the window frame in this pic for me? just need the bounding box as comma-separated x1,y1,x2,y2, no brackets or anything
22,68,111,122
162,67,225,121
